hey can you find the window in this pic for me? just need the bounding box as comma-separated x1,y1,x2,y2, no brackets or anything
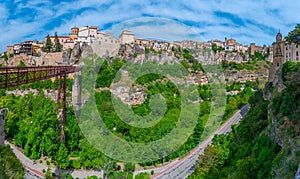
296,45,298,48
297,51,299,56
286,46,288,50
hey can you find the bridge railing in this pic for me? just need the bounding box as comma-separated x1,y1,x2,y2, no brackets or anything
0,66,81,89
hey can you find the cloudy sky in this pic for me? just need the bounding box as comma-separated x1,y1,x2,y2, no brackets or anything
1,0,300,52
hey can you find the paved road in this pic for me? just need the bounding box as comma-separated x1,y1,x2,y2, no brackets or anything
141,104,250,179
5,141,103,179
24,169,43,179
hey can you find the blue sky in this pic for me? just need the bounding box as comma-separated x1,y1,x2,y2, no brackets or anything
1,0,300,52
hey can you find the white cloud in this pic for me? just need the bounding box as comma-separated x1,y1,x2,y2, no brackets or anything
106,17,206,42
1,0,300,52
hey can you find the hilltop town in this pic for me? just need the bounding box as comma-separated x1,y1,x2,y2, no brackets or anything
2,25,299,88
0,25,297,90
0,25,273,64
1,25,299,69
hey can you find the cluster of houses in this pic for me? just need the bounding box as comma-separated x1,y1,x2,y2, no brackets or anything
6,25,300,64
6,41,44,56
5,26,80,56
4,24,270,58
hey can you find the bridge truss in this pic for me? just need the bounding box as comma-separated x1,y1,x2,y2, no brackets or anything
0,66,81,141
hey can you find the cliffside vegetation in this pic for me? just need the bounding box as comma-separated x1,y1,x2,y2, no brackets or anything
190,61,300,179
0,145,24,178
268,61,300,178
285,24,300,43
189,90,281,179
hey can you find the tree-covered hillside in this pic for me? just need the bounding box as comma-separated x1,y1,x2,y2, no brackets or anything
189,61,300,179
0,55,260,178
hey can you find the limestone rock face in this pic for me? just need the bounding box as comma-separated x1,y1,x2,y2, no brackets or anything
62,49,72,64
81,42,93,59
6,53,31,66
69,42,93,65
70,43,81,64
133,43,144,54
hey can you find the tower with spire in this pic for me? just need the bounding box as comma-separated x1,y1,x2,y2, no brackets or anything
70,25,79,41
272,30,284,67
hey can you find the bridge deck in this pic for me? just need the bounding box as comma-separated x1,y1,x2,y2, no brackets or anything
0,66,81,89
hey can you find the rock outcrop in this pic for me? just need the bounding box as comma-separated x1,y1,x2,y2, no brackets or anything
67,42,93,65
110,86,147,105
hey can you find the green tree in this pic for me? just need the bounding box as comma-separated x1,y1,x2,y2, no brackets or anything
56,143,70,169
54,32,62,52
233,157,258,179
18,60,26,67
124,163,135,172
1,52,8,61
44,164,53,179
134,172,150,179
45,34,53,53
286,24,300,43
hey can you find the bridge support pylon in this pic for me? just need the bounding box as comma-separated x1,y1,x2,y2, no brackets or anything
0,108,6,147
57,74,67,143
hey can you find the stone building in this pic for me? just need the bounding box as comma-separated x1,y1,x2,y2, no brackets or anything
91,32,120,57
6,45,14,55
20,41,33,55
119,30,135,44
13,44,22,54
77,26,99,45
269,31,285,83
271,31,300,66
135,38,149,48
70,26,79,41
272,31,285,67
73,25,122,57
210,39,224,48
249,43,263,55
284,42,299,62
62,39,76,50
225,37,237,51
48,36,70,47
210,38,248,52
250,43,273,61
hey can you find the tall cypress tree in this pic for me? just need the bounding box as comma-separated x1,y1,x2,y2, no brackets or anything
45,34,53,53
54,32,62,52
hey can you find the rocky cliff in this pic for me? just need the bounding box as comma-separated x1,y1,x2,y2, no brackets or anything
264,64,300,179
